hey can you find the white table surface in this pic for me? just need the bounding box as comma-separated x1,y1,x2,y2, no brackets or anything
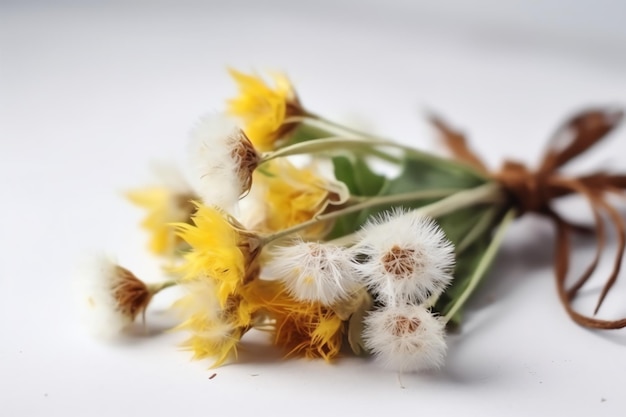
2,2,626,416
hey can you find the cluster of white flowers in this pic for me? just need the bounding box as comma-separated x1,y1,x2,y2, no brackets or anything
355,209,453,372
266,208,454,372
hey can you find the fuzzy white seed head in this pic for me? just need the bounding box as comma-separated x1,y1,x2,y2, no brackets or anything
267,240,359,305
75,255,151,338
363,304,447,372
188,114,260,212
354,208,455,304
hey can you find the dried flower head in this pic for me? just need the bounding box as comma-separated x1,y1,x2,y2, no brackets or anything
363,304,447,372
246,159,349,238
175,279,254,367
354,209,455,304
77,255,153,337
188,114,261,212
173,204,262,366
127,164,197,257
176,203,261,306
267,240,358,305
243,280,344,360
227,69,305,150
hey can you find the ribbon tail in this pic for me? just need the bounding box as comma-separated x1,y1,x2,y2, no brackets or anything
539,108,624,173
553,215,572,307
549,180,605,298
552,214,626,329
427,114,489,174
592,198,626,315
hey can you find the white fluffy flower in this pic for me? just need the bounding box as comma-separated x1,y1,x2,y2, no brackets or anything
363,304,447,372
353,209,454,304
75,255,151,338
267,240,359,305
188,114,261,212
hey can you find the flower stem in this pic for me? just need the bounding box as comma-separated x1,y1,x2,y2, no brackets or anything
261,135,486,180
456,206,501,254
261,136,384,160
299,115,407,164
147,280,177,295
261,183,504,245
411,183,504,218
298,113,392,142
443,208,516,323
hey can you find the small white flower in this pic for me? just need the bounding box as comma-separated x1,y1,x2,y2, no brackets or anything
363,304,447,372
75,255,151,338
188,114,261,212
353,209,454,304
267,240,359,305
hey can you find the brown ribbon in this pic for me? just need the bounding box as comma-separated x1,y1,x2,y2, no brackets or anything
431,109,626,329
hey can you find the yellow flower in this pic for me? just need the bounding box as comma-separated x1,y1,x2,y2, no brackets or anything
175,280,255,367
176,203,259,306
127,187,196,256
251,159,349,238
174,204,264,366
227,69,304,151
182,328,244,366
244,280,344,361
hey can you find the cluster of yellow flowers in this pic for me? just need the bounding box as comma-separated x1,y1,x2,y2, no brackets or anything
124,70,359,365
80,68,509,373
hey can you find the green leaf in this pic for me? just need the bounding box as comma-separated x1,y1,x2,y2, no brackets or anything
332,155,386,197
327,155,388,239
435,234,491,326
328,152,506,328
382,157,484,195
353,158,386,196
332,156,360,196
436,209,516,327
328,155,487,240
436,207,489,246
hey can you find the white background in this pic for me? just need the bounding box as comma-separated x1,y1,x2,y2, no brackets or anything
2,1,626,416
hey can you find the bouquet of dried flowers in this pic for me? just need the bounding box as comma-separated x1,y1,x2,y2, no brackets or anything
77,69,626,373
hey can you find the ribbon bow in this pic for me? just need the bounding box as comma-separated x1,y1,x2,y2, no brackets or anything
431,109,626,329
